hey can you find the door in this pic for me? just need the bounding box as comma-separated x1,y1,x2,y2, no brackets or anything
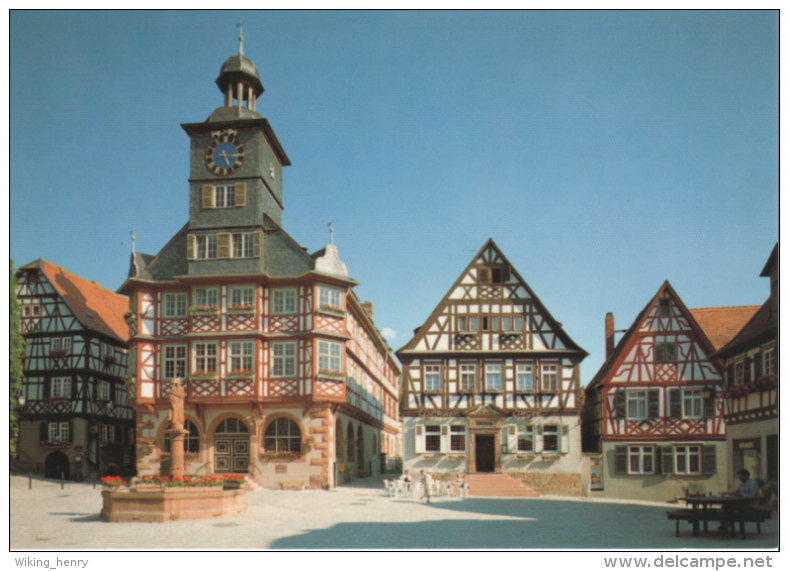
475,434,496,472
45,451,70,480
214,436,249,473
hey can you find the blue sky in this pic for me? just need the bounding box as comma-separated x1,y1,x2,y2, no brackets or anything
10,10,778,385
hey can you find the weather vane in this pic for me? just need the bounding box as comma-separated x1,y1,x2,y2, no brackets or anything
236,20,245,57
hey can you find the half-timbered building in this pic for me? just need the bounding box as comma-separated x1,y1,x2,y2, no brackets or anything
117,41,400,489
582,281,757,502
396,240,588,495
16,260,132,480
711,244,778,489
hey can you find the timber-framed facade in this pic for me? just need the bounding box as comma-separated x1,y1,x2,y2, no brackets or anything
397,240,588,495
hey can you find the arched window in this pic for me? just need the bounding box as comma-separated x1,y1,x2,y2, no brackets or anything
335,419,344,461
346,423,355,462
264,418,301,454
215,418,249,434
164,419,200,454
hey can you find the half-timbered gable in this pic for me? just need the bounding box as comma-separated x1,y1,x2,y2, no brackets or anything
582,281,756,502
118,45,400,490
397,239,588,495
16,259,132,481
710,243,778,489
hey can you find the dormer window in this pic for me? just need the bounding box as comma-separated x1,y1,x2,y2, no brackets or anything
196,235,217,260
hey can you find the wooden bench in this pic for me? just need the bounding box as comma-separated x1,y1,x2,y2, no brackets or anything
278,481,305,491
668,507,771,539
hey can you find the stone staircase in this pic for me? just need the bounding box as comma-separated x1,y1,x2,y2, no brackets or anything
464,473,540,498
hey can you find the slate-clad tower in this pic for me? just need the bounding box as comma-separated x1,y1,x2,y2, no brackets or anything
119,38,401,489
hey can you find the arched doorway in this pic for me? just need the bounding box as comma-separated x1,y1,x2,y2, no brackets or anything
45,451,70,480
357,425,364,477
346,423,355,463
213,418,249,474
335,418,344,461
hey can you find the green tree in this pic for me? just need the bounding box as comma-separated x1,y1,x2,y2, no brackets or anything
9,261,24,459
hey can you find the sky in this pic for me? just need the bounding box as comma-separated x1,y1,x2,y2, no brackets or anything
9,10,778,386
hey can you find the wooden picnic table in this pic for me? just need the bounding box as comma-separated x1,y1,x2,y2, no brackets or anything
680,495,761,539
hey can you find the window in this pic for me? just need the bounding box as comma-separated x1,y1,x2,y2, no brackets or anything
271,342,296,377
51,377,71,398
100,342,114,359
49,422,70,442
469,317,478,331
163,293,187,318
491,316,499,331
318,340,342,373
424,425,441,452
214,184,236,208
319,286,343,309
482,316,489,331
263,418,302,454
502,316,511,331
96,380,110,401
682,389,703,419
194,287,218,308
457,316,467,331
163,345,187,379
196,235,217,260
231,233,254,258
229,286,255,307
424,364,441,391
658,299,671,317
164,420,199,453
675,445,701,474
513,316,523,331
517,425,534,452
50,338,72,354
655,342,677,363
763,348,775,376
516,364,534,391
100,424,115,443
629,445,654,474
272,288,297,314
450,425,466,452
32,304,41,316
541,364,559,391
229,341,254,373
542,425,559,452
193,342,217,374
459,364,476,391
734,361,745,384
485,364,502,390
627,390,648,419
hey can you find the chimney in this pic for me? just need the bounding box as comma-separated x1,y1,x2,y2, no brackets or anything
361,301,374,321
605,312,615,359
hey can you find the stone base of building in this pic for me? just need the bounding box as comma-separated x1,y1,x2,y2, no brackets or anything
100,488,246,522
509,472,583,496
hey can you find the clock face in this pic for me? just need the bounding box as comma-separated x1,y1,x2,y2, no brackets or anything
206,134,245,176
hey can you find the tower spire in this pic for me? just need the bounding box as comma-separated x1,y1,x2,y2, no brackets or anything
236,20,245,57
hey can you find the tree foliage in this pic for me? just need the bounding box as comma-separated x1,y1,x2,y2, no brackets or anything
9,261,24,458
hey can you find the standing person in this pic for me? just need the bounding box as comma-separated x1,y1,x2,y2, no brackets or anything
424,470,435,504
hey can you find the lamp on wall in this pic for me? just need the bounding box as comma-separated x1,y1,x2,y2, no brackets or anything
701,387,714,400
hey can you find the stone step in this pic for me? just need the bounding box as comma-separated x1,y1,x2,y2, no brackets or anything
464,473,540,497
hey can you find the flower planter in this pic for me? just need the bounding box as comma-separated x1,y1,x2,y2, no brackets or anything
190,373,218,381
227,306,255,314
190,307,219,316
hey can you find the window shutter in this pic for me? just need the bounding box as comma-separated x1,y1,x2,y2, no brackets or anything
560,425,569,453
660,446,674,475
68,421,74,443
614,445,628,474
648,389,660,418
753,352,762,378
507,425,517,453
614,389,626,419
726,364,734,385
703,388,717,418
252,231,261,258
217,233,231,259
702,445,717,475
668,388,682,419
202,185,214,209
744,357,752,382
535,424,543,452
415,425,425,454
440,425,449,453
235,182,246,206
186,234,196,260
40,422,49,441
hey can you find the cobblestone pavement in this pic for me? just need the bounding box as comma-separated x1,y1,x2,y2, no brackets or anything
10,474,778,550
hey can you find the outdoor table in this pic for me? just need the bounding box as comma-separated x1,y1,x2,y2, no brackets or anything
681,495,756,538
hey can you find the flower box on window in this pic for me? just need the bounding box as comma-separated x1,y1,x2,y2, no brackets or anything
514,390,535,395
447,454,467,460
317,305,345,317
424,389,441,394
516,453,537,460
227,369,253,379
421,454,443,460
541,453,561,460
189,305,219,315
259,451,301,461
457,388,477,394
484,388,502,394
190,371,217,381
227,304,255,314
40,440,71,449
317,370,345,382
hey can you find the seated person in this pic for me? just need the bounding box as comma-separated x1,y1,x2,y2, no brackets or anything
728,469,759,498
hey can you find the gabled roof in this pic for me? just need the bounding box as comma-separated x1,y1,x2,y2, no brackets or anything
397,238,587,358
760,242,778,277
689,306,761,352
20,259,129,343
710,298,777,360
585,281,717,392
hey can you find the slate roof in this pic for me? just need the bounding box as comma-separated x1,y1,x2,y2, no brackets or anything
689,306,761,352
21,259,129,343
